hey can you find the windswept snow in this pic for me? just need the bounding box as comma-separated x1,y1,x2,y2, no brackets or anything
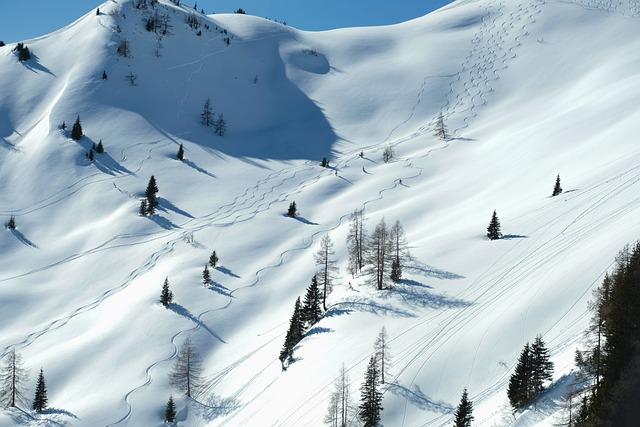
0,0,639,426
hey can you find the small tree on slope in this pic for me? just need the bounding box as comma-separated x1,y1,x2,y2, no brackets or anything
164,395,176,423
169,337,203,398
160,278,173,307
486,210,502,240
508,343,532,410
374,326,392,385
145,175,159,215
315,235,337,311
358,356,383,427
202,265,211,287
32,369,47,413
0,349,29,408
177,144,184,161
201,98,213,126
209,250,219,268
71,115,83,141
435,112,448,140
279,297,304,370
453,388,474,427
301,275,323,327
552,174,562,197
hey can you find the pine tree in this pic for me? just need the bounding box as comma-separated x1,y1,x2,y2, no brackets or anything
321,157,329,168
201,98,213,126
32,369,47,413
14,43,31,62
508,343,532,410
96,140,105,154
389,220,407,283
315,235,337,311
209,250,218,268
486,210,502,240
552,174,563,197
435,112,448,140
177,144,184,161
5,216,16,230
287,201,297,217
279,298,304,369
374,327,391,384
102,70,108,80
214,114,226,136
60,121,67,131
169,337,203,398
164,395,176,423
0,349,29,408
301,275,323,327
160,277,173,307
139,199,148,216
382,145,393,163
87,149,95,162
530,335,554,394
358,356,383,427
202,265,211,287
145,175,159,214
96,7,100,15
453,388,474,427
71,115,83,141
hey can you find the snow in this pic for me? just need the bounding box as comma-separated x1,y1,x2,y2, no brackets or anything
0,0,639,425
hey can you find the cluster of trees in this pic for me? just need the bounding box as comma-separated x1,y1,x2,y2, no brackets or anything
507,335,554,410
160,250,218,305
201,98,227,136
117,39,130,57
140,175,159,216
382,146,394,163
286,201,298,218
572,243,640,425
13,42,31,62
0,349,50,414
346,210,409,290
279,276,324,369
145,11,172,35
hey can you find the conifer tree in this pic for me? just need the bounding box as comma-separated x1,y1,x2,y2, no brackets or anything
96,140,105,154
5,216,16,230
209,250,218,268
164,395,176,423
279,297,304,369
102,70,108,80
287,201,297,217
71,115,83,141
160,277,173,307
169,337,203,398
32,369,47,413
321,157,329,168
382,145,393,163
201,98,213,126
139,199,148,216
145,175,159,214
530,335,554,394
508,343,532,410
0,349,29,408
315,235,337,311
177,144,184,161
374,326,391,385
87,149,95,162
552,174,563,197
389,220,407,283
486,210,502,240
435,112,448,140
60,121,67,131
358,356,383,427
214,114,226,136
202,265,211,287
301,275,323,327
453,388,474,427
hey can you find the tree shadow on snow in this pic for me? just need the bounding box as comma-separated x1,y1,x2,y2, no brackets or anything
405,260,465,280
190,395,238,422
148,214,180,230
386,383,454,414
283,214,318,225
384,279,471,310
502,234,528,240
21,53,55,77
10,229,38,248
208,281,234,298
215,266,240,279
75,136,132,175
183,159,217,178
168,303,227,344
325,297,414,319
304,326,333,337
41,408,78,419
157,197,194,218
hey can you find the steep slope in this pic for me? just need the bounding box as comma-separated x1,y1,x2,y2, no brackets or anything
0,0,639,426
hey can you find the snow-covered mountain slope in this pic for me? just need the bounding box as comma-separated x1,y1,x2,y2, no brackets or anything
1,0,639,425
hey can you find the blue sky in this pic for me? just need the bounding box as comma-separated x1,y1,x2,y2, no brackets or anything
0,0,453,42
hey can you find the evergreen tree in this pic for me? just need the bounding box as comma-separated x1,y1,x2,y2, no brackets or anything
382,145,393,163
96,140,105,154
201,98,213,126
0,349,29,408
315,235,337,311
5,216,16,230
287,201,297,217
87,149,95,162
214,114,226,136
374,326,391,384
508,343,532,410
389,220,407,283
435,112,448,140
202,265,211,287
321,157,329,168
14,43,31,62
164,395,176,423
71,115,83,141
530,335,554,394
486,210,502,240
279,297,304,369
552,174,563,197
169,337,203,398
301,275,323,327
358,356,383,427
60,121,66,131
453,388,474,427
96,7,101,15
145,175,159,214
160,277,173,307
102,70,108,80
177,144,184,161
209,250,218,268
32,369,47,413
139,199,148,216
